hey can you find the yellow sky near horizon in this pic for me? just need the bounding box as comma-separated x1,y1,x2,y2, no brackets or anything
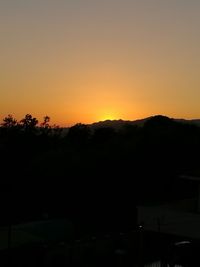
1,0,200,126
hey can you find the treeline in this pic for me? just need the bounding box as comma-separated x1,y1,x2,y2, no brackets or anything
0,114,200,233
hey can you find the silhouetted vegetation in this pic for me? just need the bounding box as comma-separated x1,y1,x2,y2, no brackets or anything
0,114,200,234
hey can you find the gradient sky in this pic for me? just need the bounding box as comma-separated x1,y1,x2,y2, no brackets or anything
1,0,200,126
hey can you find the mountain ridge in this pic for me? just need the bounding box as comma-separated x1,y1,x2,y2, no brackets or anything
88,116,200,130
62,116,200,132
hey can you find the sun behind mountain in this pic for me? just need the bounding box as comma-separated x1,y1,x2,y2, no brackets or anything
98,110,120,122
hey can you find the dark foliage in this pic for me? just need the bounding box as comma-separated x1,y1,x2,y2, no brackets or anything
0,114,200,234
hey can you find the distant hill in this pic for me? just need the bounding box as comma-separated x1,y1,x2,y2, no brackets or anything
89,116,200,130
62,116,200,132
89,117,151,130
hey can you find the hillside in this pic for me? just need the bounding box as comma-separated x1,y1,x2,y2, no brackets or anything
88,116,200,130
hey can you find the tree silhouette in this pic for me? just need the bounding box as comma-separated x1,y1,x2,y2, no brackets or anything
41,116,50,128
1,114,17,128
20,114,38,131
40,116,51,137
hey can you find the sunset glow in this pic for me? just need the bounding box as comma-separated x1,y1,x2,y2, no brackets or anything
1,0,200,126
97,110,121,122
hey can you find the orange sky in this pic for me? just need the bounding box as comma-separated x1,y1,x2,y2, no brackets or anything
1,0,200,126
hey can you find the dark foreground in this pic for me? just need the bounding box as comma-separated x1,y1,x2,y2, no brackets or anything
1,227,199,267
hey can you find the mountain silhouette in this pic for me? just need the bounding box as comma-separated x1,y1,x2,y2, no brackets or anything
88,115,200,130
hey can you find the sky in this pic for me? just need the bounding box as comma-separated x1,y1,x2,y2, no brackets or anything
0,0,200,126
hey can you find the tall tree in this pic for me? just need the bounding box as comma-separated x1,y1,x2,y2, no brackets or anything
41,116,50,128
20,114,38,131
1,114,17,128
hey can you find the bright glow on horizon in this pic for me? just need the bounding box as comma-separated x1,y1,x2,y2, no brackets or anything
97,110,121,122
